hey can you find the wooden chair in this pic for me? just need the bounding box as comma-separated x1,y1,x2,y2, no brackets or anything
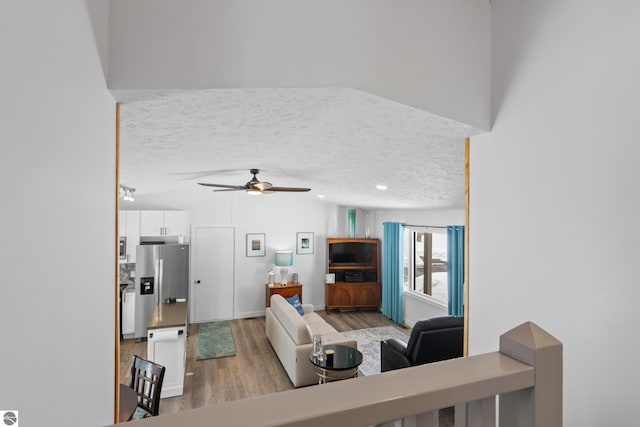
128,355,166,419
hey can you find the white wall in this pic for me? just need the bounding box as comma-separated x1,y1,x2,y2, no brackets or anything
331,206,375,239
109,0,491,130
129,189,382,318
131,192,453,322
403,292,447,327
470,1,640,425
0,1,115,426
187,193,336,316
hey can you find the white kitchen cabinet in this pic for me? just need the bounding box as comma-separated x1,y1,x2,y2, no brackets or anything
125,211,140,263
147,326,186,398
140,210,186,237
146,302,187,398
147,326,187,398
118,210,141,263
119,211,127,237
162,211,186,236
139,211,164,236
119,211,127,263
121,290,136,336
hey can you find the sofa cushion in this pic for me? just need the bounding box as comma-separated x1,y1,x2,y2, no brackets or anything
286,294,304,315
270,294,312,345
266,294,359,387
303,312,337,336
319,331,357,348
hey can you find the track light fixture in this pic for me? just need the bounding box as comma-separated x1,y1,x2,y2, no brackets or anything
119,185,136,202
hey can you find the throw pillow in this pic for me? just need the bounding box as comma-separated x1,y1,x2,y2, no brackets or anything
286,294,304,315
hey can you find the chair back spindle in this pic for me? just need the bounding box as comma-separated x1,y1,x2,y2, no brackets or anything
129,355,166,417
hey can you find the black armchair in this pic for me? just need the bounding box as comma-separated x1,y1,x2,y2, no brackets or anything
380,316,464,372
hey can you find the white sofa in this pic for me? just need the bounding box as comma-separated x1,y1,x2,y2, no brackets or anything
265,294,357,387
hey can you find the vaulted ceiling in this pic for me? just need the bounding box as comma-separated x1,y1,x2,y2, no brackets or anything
113,87,482,211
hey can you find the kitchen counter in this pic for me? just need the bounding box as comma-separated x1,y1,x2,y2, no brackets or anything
146,301,188,398
147,301,188,330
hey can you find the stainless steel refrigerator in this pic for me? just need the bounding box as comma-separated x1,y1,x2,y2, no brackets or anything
134,243,189,339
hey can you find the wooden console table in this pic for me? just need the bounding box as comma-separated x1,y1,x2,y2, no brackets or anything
266,282,303,308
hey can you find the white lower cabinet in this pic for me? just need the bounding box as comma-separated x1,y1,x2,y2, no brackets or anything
147,326,186,398
121,290,135,336
119,211,127,237
119,210,141,263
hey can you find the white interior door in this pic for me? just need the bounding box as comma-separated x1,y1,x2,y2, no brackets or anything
193,226,235,322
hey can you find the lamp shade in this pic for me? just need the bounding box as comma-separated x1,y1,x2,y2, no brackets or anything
274,251,293,267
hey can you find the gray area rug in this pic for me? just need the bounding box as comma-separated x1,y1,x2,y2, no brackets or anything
342,326,410,376
196,320,236,360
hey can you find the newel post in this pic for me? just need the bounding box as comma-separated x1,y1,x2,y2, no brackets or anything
499,322,563,427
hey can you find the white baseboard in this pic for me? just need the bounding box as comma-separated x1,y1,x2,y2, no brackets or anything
235,310,268,319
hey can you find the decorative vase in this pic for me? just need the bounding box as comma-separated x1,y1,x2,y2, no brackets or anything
348,208,356,238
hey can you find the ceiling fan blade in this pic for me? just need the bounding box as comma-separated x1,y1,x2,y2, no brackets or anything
197,170,310,195
198,183,246,190
268,187,311,192
172,169,247,180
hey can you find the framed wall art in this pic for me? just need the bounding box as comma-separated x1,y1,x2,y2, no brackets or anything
246,233,266,257
296,232,314,255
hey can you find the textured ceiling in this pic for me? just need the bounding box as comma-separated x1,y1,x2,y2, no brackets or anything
112,88,482,210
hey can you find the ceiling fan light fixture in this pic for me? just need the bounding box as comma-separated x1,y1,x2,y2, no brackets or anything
198,169,310,195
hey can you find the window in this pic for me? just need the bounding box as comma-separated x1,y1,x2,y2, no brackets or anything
403,228,448,305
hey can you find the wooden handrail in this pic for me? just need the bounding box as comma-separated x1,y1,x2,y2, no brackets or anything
110,354,532,426
109,322,561,427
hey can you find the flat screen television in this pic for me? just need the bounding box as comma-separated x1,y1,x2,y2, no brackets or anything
329,242,374,266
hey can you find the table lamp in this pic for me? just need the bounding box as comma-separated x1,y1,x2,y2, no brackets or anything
274,250,293,286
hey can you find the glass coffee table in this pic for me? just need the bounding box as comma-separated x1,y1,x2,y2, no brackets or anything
308,344,363,384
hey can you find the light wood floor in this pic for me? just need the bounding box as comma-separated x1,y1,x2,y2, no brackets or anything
119,310,453,424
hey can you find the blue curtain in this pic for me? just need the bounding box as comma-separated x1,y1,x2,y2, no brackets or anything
382,222,405,323
447,225,465,316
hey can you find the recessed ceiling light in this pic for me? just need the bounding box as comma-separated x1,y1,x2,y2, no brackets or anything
376,185,387,190
317,195,325,199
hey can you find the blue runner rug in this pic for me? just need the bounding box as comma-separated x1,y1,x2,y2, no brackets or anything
196,320,236,360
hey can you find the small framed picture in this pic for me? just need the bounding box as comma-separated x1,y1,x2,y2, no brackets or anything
246,233,266,257
296,232,314,255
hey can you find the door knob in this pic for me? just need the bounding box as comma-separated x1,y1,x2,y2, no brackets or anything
196,280,201,284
